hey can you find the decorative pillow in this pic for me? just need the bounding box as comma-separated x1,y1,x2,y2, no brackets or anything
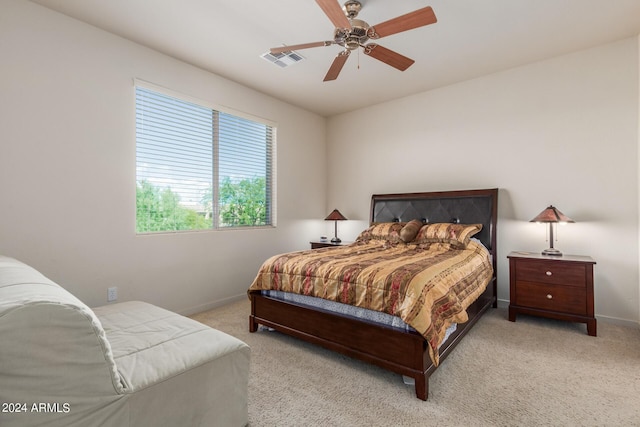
355,222,404,243
414,223,483,249
400,219,423,243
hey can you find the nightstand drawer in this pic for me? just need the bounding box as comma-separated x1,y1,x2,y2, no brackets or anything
515,282,587,315
515,260,586,288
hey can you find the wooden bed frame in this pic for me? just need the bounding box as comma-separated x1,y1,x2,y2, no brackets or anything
249,188,498,400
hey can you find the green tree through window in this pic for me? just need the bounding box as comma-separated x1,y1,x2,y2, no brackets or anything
136,180,210,232
219,176,267,226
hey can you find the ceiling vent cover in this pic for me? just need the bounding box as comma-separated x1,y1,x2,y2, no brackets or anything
260,50,304,68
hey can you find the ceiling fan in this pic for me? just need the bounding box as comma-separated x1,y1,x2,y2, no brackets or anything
270,0,437,81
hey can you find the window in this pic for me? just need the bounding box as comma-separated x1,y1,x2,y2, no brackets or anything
135,84,275,233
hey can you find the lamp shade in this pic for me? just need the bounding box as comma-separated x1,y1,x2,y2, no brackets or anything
530,205,574,223
324,209,347,221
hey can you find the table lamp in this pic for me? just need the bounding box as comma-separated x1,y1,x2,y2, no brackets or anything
325,209,347,243
530,205,574,256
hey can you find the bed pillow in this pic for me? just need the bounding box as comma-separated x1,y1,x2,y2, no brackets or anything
414,223,483,249
355,223,404,243
400,219,423,243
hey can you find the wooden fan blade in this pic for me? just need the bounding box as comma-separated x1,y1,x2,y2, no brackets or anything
363,44,414,71
368,6,437,39
316,0,351,29
323,51,350,81
270,41,333,55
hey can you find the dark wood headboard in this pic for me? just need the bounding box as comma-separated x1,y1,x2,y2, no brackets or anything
370,188,498,256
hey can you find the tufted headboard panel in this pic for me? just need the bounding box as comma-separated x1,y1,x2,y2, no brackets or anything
370,188,498,255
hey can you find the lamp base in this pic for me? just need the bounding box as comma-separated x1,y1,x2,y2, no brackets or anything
542,248,563,256
331,237,341,243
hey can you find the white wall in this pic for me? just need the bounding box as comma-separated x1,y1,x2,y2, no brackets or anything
0,0,327,313
637,34,640,324
327,37,640,325
1,1,638,325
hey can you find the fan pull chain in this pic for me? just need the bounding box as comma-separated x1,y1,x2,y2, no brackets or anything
357,47,360,70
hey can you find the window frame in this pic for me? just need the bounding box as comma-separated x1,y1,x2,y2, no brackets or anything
134,79,277,234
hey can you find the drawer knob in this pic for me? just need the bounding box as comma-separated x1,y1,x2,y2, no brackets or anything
546,271,552,276
546,294,553,299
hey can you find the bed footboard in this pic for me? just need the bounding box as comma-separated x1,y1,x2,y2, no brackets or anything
249,281,495,400
249,291,431,399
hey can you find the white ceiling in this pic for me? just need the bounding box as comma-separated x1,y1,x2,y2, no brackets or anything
30,0,640,117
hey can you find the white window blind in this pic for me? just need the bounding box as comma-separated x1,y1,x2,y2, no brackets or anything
135,85,274,233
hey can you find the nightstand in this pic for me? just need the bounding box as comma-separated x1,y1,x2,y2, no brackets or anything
310,241,352,249
507,251,597,336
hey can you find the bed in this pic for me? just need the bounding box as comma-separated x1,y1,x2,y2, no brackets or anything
248,188,498,400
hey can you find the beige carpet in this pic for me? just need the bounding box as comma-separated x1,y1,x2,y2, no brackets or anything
191,299,640,426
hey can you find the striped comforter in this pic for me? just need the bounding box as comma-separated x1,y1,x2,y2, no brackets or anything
249,239,493,365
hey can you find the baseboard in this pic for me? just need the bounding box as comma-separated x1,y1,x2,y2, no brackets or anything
496,298,510,309
595,313,640,329
184,296,640,330
179,293,247,316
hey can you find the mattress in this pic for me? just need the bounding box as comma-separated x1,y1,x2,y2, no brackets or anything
261,289,458,346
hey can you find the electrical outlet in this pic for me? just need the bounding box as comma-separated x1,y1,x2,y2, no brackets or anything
107,287,118,302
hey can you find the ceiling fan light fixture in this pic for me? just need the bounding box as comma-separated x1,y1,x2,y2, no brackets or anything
345,36,361,50
333,28,349,45
349,19,369,36
337,18,369,50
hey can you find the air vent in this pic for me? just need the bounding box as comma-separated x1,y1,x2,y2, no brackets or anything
260,50,304,68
